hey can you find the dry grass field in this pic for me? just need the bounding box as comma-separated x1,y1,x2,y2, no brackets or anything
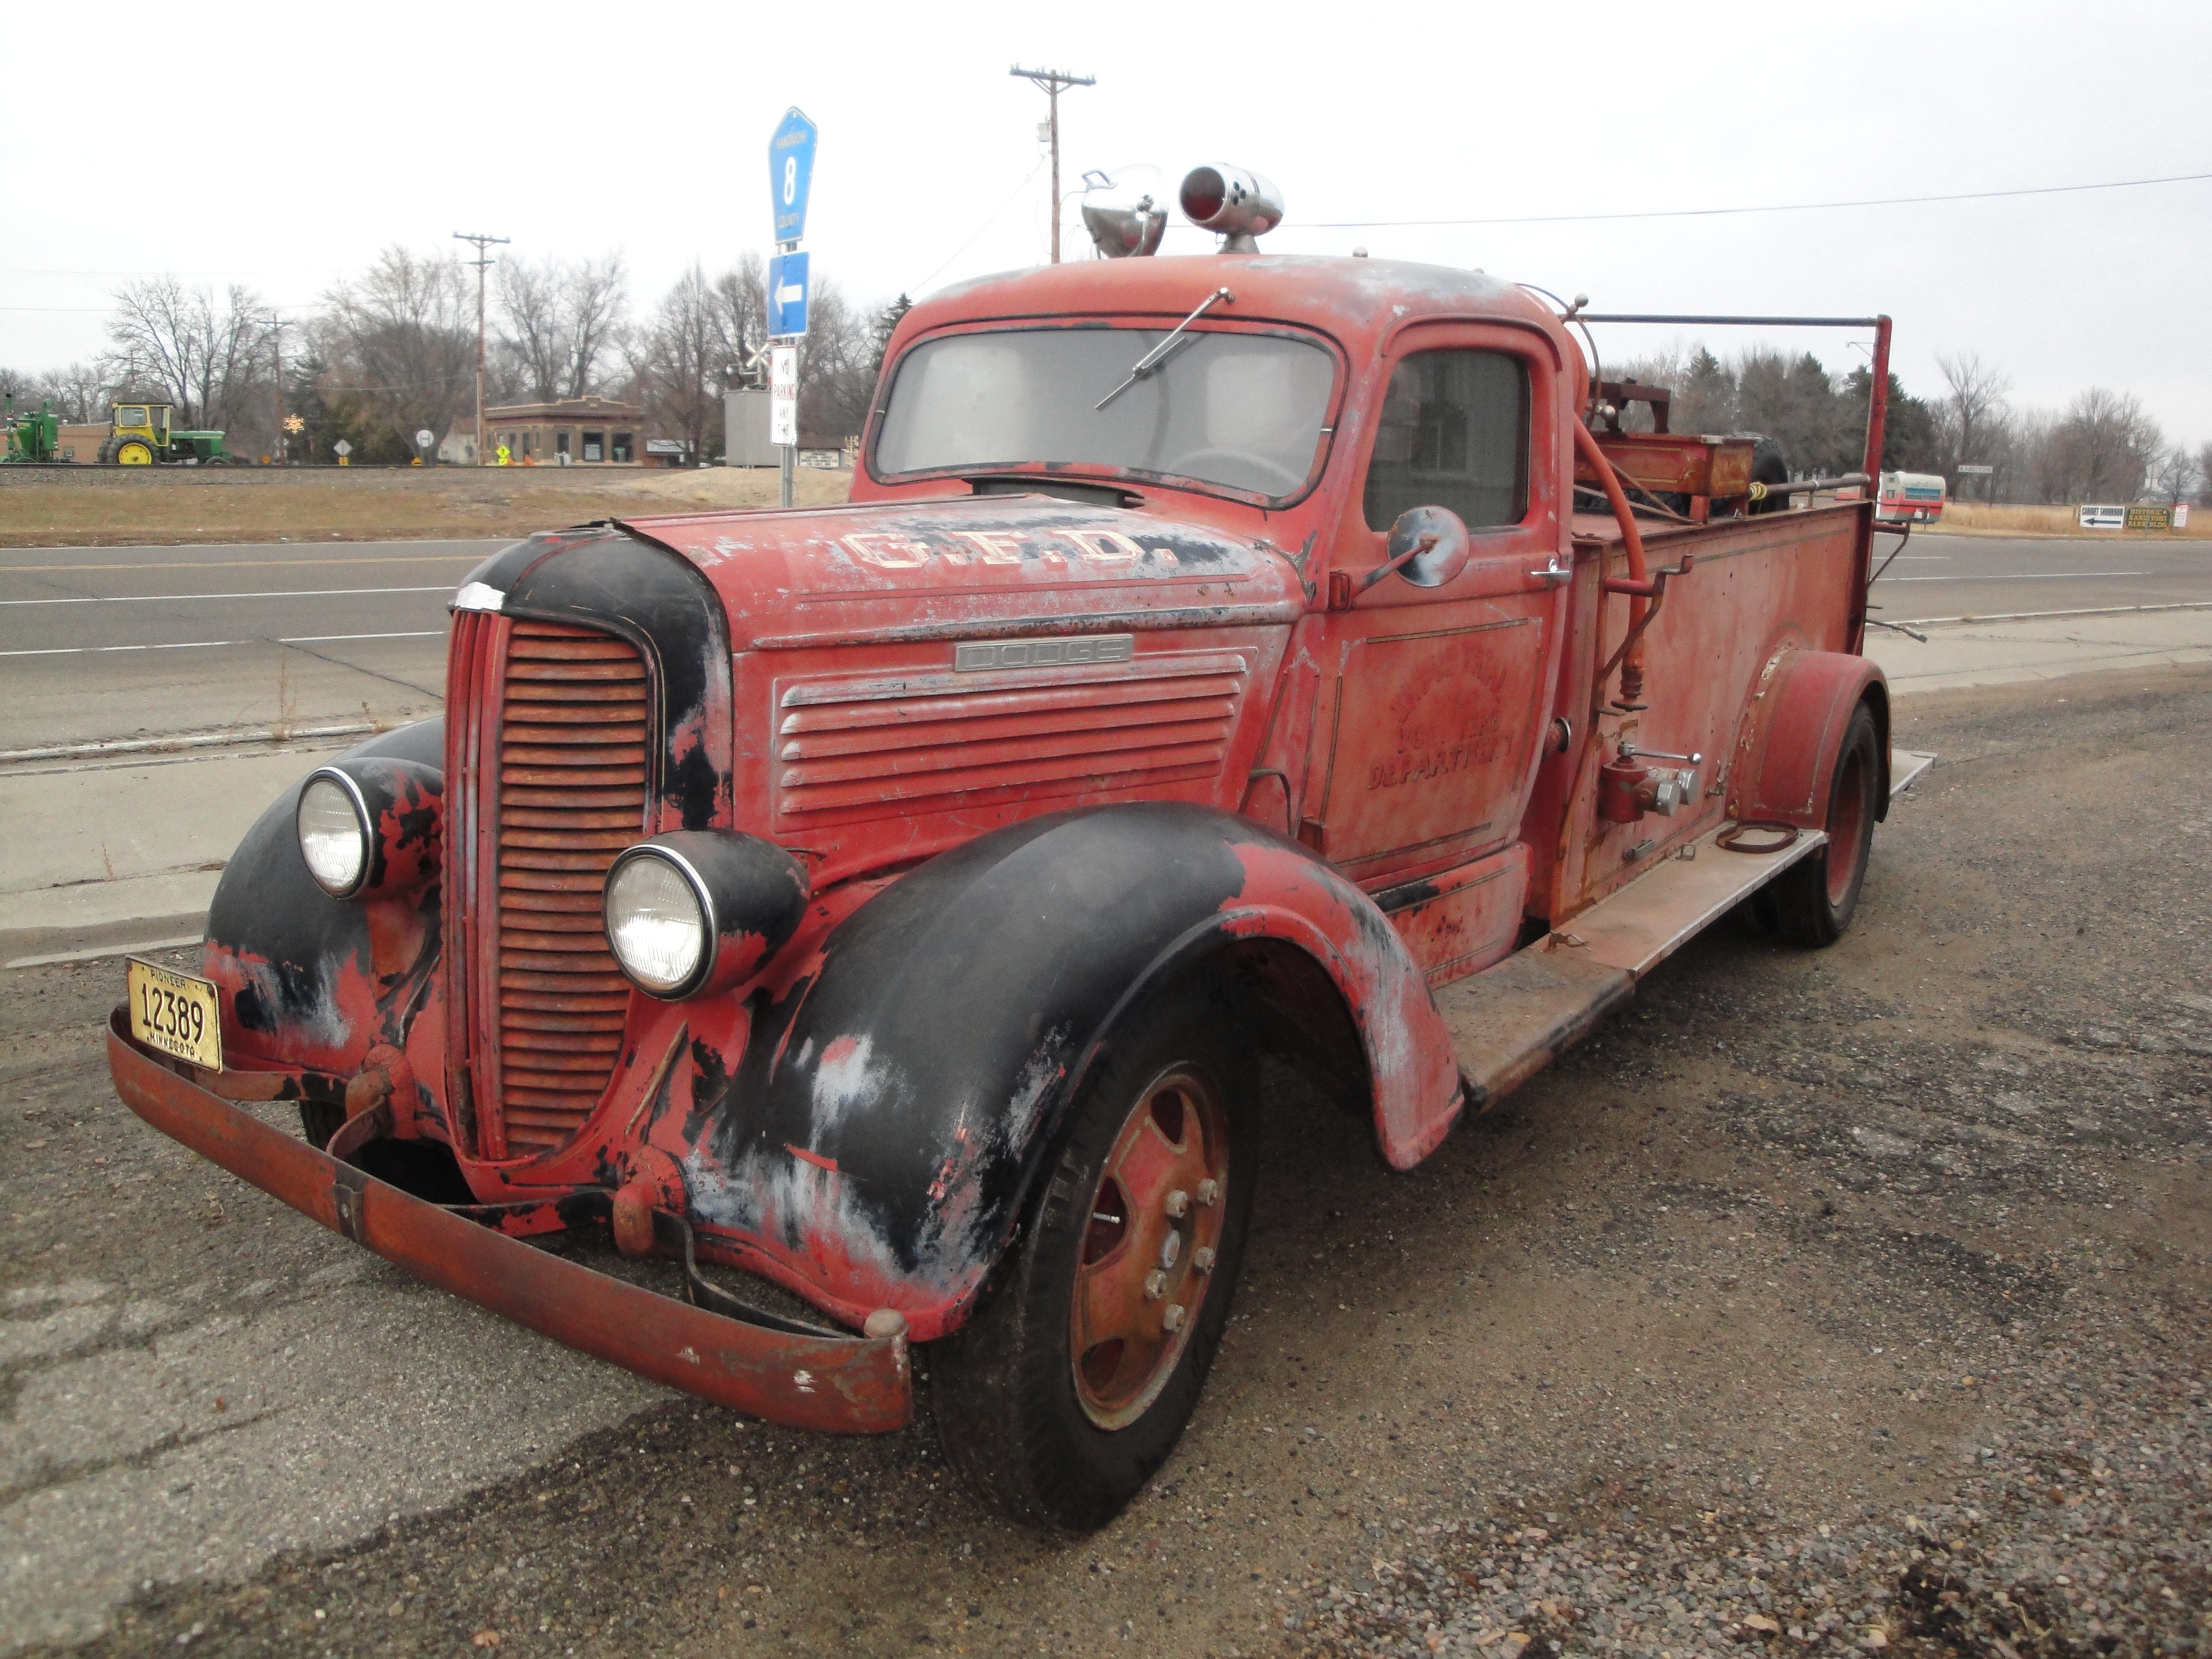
1939,500,2209,539
0,464,854,546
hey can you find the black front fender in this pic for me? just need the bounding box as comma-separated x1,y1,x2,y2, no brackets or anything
677,801,1453,1338
204,719,445,1075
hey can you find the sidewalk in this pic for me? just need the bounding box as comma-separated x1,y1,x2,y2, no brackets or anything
0,742,348,964
4,606,2209,963
1865,603,2212,694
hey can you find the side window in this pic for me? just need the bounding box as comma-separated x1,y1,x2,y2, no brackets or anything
1361,349,1529,531
119,407,146,427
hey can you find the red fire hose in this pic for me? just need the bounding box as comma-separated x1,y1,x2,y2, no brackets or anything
1572,420,1650,703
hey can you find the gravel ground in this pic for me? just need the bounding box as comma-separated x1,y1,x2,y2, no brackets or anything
4,664,2207,1658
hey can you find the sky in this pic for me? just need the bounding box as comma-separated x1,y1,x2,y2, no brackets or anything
4,0,2207,449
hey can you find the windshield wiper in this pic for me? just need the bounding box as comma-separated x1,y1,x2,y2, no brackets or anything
1095,287,1234,410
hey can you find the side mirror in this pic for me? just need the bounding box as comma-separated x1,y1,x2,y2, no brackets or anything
1355,505,1471,595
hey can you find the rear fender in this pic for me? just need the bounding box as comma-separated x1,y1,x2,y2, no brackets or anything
678,802,1460,1340
1725,648,1891,827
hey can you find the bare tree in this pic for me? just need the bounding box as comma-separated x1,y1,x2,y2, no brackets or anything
2198,442,2212,509
1934,351,2011,488
106,277,273,433
496,253,629,402
2042,388,2163,503
32,359,123,424
710,254,769,382
635,263,722,464
2148,446,2200,507
316,247,475,460
796,276,878,442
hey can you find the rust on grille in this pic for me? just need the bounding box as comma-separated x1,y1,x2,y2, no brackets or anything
775,650,1251,820
448,615,651,1159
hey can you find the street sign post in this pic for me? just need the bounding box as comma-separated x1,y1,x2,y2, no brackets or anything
767,107,817,507
768,251,810,337
769,108,818,245
332,438,352,468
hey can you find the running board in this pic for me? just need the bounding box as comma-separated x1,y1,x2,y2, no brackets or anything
1439,747,1930,1112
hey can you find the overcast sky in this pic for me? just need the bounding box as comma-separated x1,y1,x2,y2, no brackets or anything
4,1,2206,448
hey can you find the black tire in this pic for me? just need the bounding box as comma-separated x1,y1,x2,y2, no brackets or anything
1772,701,1880,946
1747,435,1790,515
931,977,1258,1530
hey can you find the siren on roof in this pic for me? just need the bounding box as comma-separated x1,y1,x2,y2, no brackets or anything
1178,165,1283,253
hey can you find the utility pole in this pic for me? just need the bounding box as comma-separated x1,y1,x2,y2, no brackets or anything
269,311,284,465
453,231,509,465
1009,66,1094,264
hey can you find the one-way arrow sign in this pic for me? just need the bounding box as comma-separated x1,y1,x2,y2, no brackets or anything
767,251,810,337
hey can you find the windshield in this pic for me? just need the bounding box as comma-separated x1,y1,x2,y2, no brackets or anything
874,326,1335,498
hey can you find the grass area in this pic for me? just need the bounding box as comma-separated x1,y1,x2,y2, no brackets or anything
0,464,854,546
1938,500,2208,539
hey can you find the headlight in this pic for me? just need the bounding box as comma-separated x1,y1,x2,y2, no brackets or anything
604,851,711,997
294,759,443,901
297,771,371,898
604,833,812,1001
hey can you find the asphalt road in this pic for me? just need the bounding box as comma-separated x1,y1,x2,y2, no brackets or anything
2,533,2205,755
1867,531,2211,623
2,666,2206,1657
0,541,494,754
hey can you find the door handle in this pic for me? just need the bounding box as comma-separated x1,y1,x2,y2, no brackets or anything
1529,555,1571,585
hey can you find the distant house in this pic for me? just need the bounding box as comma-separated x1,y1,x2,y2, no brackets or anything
482,397,644,466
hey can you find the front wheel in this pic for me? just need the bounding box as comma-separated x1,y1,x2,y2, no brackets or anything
1772,701,1880,946
931,979,1257,1530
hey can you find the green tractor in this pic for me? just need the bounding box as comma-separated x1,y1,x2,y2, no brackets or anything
2,394,62,463
97,397,227,465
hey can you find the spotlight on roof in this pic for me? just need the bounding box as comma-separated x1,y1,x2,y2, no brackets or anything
1178,165,1283,253
1082,194,1167,258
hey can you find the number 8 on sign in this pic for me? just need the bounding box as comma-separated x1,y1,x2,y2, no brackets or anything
784,156,796,204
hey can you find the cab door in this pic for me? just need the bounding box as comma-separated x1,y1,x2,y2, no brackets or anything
1300,325,1569,886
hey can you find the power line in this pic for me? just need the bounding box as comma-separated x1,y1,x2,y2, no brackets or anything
1290,169,2212,229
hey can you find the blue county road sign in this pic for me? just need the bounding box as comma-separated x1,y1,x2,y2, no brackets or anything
768,251,810,337
769,108,818,243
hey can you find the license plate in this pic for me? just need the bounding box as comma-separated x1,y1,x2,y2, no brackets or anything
127,957,223,1072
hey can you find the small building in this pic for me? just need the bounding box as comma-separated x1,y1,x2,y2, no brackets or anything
482,397,643,466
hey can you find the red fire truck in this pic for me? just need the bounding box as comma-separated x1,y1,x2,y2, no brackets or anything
109,166,1924,1529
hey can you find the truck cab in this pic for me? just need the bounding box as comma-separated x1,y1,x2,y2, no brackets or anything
109,208,1917,1531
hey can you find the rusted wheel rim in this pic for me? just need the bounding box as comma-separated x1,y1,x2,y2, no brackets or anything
1069,1063,1230,1431
1827,742,1871,906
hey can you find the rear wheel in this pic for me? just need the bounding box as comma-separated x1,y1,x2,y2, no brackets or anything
1772,701,1880,946
114,440,154,466
931,979,1256,1530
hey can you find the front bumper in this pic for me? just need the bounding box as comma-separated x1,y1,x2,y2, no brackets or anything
106,1010,912,1434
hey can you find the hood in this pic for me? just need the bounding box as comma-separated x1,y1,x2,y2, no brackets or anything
617,493,1308,651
